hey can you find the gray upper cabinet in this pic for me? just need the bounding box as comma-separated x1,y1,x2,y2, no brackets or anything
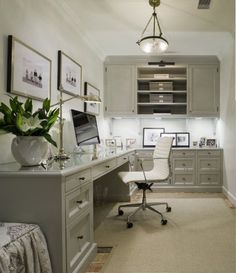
104,65,135,116
188,64,219,117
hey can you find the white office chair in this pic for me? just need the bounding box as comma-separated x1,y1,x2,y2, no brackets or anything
118,137,173,228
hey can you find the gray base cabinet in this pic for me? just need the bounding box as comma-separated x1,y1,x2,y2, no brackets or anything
135,148,222,191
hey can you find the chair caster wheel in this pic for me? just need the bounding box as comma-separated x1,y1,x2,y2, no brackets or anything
166,206,171,212
161,219,167,225
118,210,124,216
127,222,133,229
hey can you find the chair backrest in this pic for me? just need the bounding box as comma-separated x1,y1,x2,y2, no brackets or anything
153,137,173,160
150,137,173,181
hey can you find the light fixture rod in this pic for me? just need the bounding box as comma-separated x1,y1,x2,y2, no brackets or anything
140,13,153,38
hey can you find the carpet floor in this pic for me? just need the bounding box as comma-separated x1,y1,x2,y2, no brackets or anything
94,193,236,273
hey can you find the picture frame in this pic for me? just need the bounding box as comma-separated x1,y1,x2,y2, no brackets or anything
57,50,82,96
143,127,165,147
105,139,116,147
160,132,177,147
84,82,100,115
206,138,216,147
126,138,136,148
7,35,51,101
176,132,190,147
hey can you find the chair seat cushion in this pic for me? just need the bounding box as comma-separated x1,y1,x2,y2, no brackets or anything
119,168,168,184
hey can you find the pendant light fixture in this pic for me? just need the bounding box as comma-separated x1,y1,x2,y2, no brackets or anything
137,0,168,54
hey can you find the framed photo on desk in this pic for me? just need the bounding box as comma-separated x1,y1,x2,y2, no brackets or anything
143,128,165,147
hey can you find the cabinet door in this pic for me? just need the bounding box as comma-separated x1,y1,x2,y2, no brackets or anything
188,65,219,116
104,65,135,115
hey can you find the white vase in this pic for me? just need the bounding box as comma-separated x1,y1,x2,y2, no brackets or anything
11,136,49,166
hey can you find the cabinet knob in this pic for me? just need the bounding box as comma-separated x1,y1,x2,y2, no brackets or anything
208,177,211,181
207,163,211,167
76,200,83,204
79,177,85,180
123,157,127,160
77,235,84,240
208,152,211,155
105,165,110,168
182,163,186,167
182,152,186,155
182,177,186,181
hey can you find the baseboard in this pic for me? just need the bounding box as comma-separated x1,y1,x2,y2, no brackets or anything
222,186,236,206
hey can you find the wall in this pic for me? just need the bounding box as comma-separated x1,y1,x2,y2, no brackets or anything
111,118,217,148
218,37,236,205
0,0,110,163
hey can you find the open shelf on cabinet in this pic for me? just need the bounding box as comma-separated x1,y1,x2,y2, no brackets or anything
137,66,188,115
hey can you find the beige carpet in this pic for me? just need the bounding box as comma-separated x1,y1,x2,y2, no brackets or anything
94,194,236,273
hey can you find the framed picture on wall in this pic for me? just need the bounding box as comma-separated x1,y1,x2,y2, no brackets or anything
57,50,82,96
143,127,165,147
176,132,190,147
7,35,51,100
160,132,177,147
84,82,100,115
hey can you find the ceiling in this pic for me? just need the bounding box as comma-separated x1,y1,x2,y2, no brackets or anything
61,0,234,58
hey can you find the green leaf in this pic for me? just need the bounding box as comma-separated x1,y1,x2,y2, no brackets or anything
0,103,11,115
16,113,23,132
24,98,33,113
43,98,50,112
44,133,57,147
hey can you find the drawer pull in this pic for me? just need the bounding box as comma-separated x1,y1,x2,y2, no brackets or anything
182,177,186,181
76,200,83,204
79,177,85,181
77,235,84,240
105,165,110,168
208,177,211,181
123,157,127,160
182,152,186,155
182,163,186,167
208,152,211,155
207,163,211,167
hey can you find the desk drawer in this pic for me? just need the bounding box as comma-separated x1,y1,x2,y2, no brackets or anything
66,183,92,225
173,158,195,171
172,150,195,157
198,150,221,157
173,173,195,185
66,211,92,273
198,173,220,185
117,154,129,166
198,158,220,171
92,158,117,179
66,169,92,192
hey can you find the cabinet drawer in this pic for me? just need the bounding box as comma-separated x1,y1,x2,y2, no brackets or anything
198,150,221,157
198,158,220,171
198,173,221,185
66,211,92,273
92,158,117,179
173,158,195,171
173,173,194,185
66,183,92,225
172,150,195,157
117,154,129,166
66,169,92,192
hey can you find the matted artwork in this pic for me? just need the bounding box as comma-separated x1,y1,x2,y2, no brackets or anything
84,82,100,115
7,35,51,100
160,132,177,147
57,50,82,96
143,127,165,147
176,132,190,147
206,138,216,147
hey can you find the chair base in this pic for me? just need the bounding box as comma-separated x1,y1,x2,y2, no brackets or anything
118,185,171,228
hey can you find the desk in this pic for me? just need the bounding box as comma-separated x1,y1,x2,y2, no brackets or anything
0,149,135,273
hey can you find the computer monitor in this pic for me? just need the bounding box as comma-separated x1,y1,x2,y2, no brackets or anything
71,109,100,146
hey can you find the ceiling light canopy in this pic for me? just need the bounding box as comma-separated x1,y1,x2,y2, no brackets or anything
137,0,168,54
